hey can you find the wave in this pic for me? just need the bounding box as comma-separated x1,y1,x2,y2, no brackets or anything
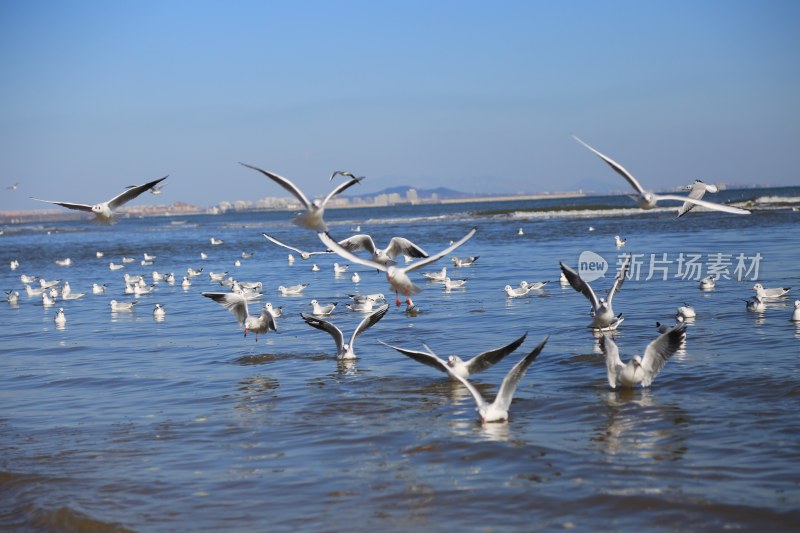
743,195,800,206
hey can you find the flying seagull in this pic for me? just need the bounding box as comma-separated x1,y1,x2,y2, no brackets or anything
380,332,528,380
240,163,364,232
318,226,477,306
600,323,686,389
433,336,549,423
571,135,750,215
677,179,719,218
301,304,389,359
560,254,631,329
31,175,168,223
336,234,429,265
202,292,277,341
262,232,334,260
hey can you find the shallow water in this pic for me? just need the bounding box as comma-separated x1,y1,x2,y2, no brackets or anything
2,188,799,531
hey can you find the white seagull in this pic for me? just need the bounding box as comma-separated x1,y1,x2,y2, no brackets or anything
451,255,479,268
791,300,800,322
202,292,277,341
560,254,631,329
262,233,334,260
302,304,390,360
572,135,750,215
423,266,447,283
318,227,478,306
380,332,528,380
153,303,166,319
431,336,548,423
614,235,626,248
278,283,308,296
336,234,428,266
504,284,531,298
54,307,66,326
699,276,716,290
240,163,364,232
753,283,790,299
310,299,337,316
31,176,168,223
600,324,686,389
677,180,720,218
745,295,765,312
110,300,137,311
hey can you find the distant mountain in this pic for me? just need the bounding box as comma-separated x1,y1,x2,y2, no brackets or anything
345,185,484,200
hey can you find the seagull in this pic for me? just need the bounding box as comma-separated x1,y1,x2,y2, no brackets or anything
699,276,716,290
444,277,467,290
96,251,104,258
42,292,56,307
676,304,696,319
7,182,19,191
504,284,531,298
265,302,283,319
278,283,308,296
423,266,447,283
148,182,166,195
518,228,524,236
351,272,361,283
153,303,166,319
110,300,137,311
614,235,626,248
208,271,228,281
55,258,72,267
31,175,168,223
6,290,20,304
92,283,107,294
54,307,66,326
571,135,750,215
301,304,389,359
20,274,38,284
333,263,349,274
600,324,686,389
753,283,790,299
524,281,549,290
656,315,685,333
328,170,364,182
560,254,631,329
346,295,379,313
187,267,203,277
240,163,364,232
262,233,334,260
428,336,548,423
25,285,45,297
318,227,478,306
380,332,528,380
746,295,765,312
451,255,479,268
109,262,124,270
39,278,60,289
202,292,277,341
143,253,157,261
677,180,720,217
210,237,224,246
791,300,800,322
336,234,428,266
121,257,135,264
311,264,320,271
310,299,337,316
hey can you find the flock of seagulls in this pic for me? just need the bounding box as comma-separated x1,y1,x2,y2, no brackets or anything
7,137,795,425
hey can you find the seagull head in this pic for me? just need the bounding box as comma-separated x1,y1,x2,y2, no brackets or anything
632,356,643,368
446,355,463,367
752,283,763,291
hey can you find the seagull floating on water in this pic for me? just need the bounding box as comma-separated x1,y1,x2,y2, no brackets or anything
380,332,528,380
153,303,166,319
451,255,479,268
745,295,765,312
310,299,337,316
31,176,168,223
202,292,277,341
699,276,716,290
278,283,308,296
791,300,800,322
318,227,478,306
54,307,66,326
110,300,137,311
302,304,389,360
240,163,364,232
614,235,626,248
572,135,750,215
600,323,686,389
677,304,696,319
753,283,790,299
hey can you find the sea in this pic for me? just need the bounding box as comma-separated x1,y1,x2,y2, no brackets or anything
1,186,799,532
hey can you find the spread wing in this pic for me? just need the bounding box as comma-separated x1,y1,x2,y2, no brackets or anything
262,232,330,256
318,232,388,272
301,312,344,355
321,176,364,207
656,194,750,215
465,332,528,375
493,336,547,413
599,334,625,389
572,134,647,195
240,163,312,209
108,175,168,209
379,340,448,373
559,262,600,309
30,198,94,212
202,291,249,325
639,323,686,387
385,237,428,259
337,234,378,255
350,304,390,346
607,254,631,305
403,227,478,273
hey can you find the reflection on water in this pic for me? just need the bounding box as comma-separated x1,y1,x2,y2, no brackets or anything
594,389,689,462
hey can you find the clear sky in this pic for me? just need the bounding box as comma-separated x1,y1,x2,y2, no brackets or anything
0,0,798,212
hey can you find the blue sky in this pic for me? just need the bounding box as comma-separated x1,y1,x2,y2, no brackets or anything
1,0,798,211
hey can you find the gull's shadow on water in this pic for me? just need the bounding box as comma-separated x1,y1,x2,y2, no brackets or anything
592,387,690,462
234,352,306,366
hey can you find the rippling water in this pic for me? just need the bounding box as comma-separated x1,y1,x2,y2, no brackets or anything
2,188,799,531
